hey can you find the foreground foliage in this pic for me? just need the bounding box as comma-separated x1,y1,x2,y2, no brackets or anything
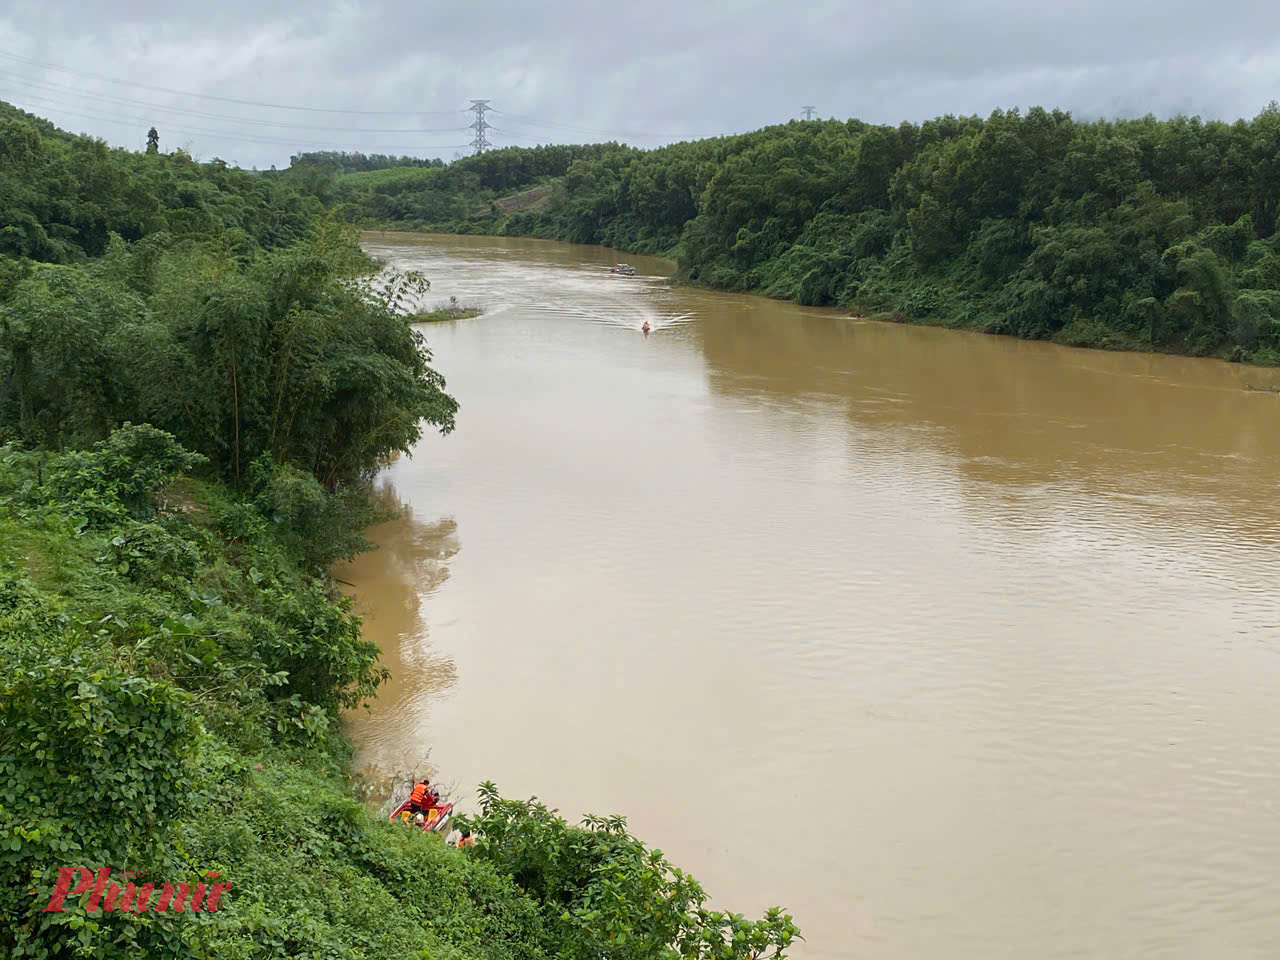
314,105,1280,362
0,431,525,958
458,784,798,960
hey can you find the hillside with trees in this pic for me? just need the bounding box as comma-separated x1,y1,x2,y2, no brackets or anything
0,103,797,959
315,105,1280,363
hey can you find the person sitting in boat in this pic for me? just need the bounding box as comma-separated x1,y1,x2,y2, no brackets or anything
457,829,475,848
409,779,437,812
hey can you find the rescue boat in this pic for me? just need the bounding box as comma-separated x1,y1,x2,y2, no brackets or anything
389,798,455,834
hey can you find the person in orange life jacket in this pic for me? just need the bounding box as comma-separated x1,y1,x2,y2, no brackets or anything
457,829,474,848
409,779,437,812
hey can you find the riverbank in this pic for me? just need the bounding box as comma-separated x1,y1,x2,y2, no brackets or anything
310,110,1280,366
368,221,1278,367
2,431,797,959
0,432,546,958
0,100,797,960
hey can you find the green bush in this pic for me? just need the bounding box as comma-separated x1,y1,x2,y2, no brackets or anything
0,636,200,955
456,783,799,960
45,424,207,524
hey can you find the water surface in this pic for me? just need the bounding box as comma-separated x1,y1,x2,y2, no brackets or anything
341,231,1280,960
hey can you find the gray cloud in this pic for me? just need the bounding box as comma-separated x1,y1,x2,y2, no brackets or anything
3,0,1279,168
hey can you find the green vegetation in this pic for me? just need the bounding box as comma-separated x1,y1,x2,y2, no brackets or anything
289,151,447,175
308,144,625,231
0,106,797,958
1,113,319,264
456,784,799,960
412,296,485,323
312,105,1280,362
413,307,483,322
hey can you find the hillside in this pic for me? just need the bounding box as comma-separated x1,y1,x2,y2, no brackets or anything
495,183,557,214
0,99,76,141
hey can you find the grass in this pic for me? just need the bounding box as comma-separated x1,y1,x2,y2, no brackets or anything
411,296,485,322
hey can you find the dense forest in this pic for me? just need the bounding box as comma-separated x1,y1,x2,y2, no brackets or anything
0,104,797,958
309,105,1280,362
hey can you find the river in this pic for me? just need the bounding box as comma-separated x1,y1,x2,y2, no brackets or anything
340,231,1280,960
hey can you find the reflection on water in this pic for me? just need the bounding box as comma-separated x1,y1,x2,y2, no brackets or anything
336,480,459,794
346,232,1280,960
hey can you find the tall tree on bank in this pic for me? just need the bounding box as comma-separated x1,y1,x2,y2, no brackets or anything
146,125,159,154
0,226,458,489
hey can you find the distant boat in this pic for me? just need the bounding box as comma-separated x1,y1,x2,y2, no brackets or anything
609,263,636,276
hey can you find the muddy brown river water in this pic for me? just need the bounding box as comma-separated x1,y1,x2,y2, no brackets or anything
340,231,1280,959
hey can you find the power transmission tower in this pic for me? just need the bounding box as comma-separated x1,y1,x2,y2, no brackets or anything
469,100,492,153
801,105,816,121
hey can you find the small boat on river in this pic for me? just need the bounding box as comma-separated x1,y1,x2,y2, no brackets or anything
389,798,454,835
610,263,636,276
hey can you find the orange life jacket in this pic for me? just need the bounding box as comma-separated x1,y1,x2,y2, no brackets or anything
458,835,474,848
410,782,430,806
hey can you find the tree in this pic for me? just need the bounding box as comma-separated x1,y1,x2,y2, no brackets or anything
146,126,159,154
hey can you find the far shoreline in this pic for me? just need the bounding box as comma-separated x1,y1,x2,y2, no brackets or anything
362,228,1280,375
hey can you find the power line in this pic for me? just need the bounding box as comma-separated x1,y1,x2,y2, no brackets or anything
0,70,469,133
484,128,550,147
491,110,730,141
6,81,735,158
0,48,463,116
0,46,753,149
0,47,742,158
0,90,472,153
469,100,492,153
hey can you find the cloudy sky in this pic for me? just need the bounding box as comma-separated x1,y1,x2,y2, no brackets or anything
2,0,1279,169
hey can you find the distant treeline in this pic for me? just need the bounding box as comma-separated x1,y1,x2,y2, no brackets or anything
288,150,447,173
311,106,1280,362
290,143,624,221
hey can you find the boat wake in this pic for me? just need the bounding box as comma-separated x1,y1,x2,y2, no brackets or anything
369,243,699,334
523,288,696,334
